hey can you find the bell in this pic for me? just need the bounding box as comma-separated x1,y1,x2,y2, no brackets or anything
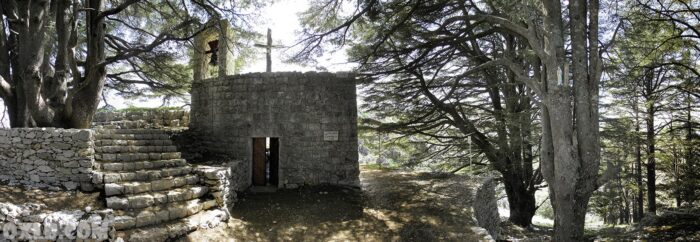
206,40,219,66
209,52,218,66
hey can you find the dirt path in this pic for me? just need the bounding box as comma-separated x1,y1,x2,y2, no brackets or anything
181,167,484,242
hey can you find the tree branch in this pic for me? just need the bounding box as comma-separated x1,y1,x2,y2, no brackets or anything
442,14,544,57
102,19,201,66
97,0,139,19
0,75,11,99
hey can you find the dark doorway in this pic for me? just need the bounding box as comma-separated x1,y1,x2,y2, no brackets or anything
269,138,279,186
252,137,279,186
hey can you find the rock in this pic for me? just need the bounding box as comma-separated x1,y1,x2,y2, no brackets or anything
473,176,500,240
79,182,94,192
51,142,72,150
62,181,78,190
64,161,79,168
113,216,135,230
105,184,124,196
72,130,93,141
37,165,54,173
128,195,155,208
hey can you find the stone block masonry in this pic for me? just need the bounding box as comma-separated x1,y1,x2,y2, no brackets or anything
190,72,360,189
0,128,95,191
93,110,190,128
195,164,238,212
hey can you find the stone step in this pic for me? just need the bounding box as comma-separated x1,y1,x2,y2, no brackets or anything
105,174,199,196
112,198,219,231
97,166,194,183
106,186,209,209
95,129,170,135
95,145,178,154
93,121,151,129
95,133,171,140
95,139,173,147
114,209,228,242
95,152,181,162
97,159,188,172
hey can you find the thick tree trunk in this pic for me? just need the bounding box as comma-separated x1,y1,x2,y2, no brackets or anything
685,98,695,205
503,177,537,227
634,101,644,222
1,0,105,129
538,0,602,238
67,0,106,128
13,0,54,127
646,103,657,214
632,193,638,222
553,192,590,241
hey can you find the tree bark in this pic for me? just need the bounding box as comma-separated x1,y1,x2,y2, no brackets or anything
67,0,106,128
1,0,178,128
537,0,602,240
645,82,657,215
634,97,644,222
503,177,537,227
1,0,64,127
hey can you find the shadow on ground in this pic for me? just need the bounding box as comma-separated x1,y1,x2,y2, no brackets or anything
0,183,103,212
181,167,483,242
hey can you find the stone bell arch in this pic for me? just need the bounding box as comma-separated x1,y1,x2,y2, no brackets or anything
192,20,236,81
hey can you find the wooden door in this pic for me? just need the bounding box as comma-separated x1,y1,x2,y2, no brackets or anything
252,138,266,186
269,138,279,185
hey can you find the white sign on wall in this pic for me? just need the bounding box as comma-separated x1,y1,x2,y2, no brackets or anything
323,131,339,141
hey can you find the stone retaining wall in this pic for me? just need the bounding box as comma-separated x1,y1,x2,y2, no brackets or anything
195,164,238,213
228,160,249,191
93,110,190,128
0,129,95,191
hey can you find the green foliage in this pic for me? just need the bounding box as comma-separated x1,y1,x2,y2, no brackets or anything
300,0,540,183
101,0,268,103
591,0,700,224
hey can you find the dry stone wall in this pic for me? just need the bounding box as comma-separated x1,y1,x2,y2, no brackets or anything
472,176,501,240
93,110,190,128
195,164,237,212
0,129,95,191
190,72,360,189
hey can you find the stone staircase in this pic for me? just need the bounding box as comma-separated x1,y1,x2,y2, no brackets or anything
92,127,227,241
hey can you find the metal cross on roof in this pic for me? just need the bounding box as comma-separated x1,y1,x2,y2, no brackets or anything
253,28,285,72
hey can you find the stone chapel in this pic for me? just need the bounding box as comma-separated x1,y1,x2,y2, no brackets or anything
188,21,360,190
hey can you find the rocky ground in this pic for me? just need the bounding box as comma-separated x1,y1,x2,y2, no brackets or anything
181,166,700,242
181,166,487,242
0,183,103,213
495,206,700,242
590,208,700,242
4,167,697,241
0,183,112,241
